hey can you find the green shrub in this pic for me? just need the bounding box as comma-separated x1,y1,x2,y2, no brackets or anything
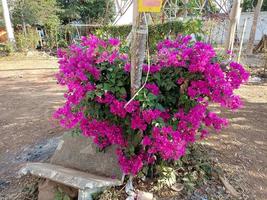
0,42,15,56
91,19,204,51
59,19,204,51
15,29,39,51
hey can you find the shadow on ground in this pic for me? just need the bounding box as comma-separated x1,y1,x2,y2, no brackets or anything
202,96,267,200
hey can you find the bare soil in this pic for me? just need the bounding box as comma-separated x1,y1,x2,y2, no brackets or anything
0,54,65,199
0,54,266,199
203,83,267,200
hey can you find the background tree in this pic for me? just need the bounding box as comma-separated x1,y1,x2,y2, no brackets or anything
225,0,242,51
11,0,60,28
10,0,60,49
0,2,4,27
57,0,115,24
242,0,267,11
246,0,264,54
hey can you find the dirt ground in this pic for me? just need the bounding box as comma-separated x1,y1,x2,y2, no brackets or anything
0,54,65,154
0,54,266,199
203,83,267,200
0,54,65,199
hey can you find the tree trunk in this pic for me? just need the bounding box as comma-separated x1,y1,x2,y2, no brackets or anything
237,18,247,63
21,13,27,36
130,0,148,96
224,0,242,51
246,0,263,54
2,0,16,43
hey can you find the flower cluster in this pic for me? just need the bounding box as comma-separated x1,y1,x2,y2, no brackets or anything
54,35,249,175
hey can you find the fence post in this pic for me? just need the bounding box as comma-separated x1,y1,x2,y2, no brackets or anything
1,0,16,44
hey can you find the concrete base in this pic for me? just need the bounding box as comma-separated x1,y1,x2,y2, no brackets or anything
38,180,77,200
19,133,124,199
19,162,122,199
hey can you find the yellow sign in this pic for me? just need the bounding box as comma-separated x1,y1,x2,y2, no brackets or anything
138,0,163,13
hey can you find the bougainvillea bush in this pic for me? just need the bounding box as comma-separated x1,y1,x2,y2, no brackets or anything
54,35,249,175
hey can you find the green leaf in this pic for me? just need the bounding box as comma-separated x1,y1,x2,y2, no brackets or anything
95,91,104,97
63,195,71,200
103,83,110,91
147,93,157,101
119,87,126,95
86,91,95,100
179,94,188,105
117,81,124,86
155,103,165,111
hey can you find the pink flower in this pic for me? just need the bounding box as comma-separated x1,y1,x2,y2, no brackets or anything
200,129,209,139
177,78,184,84
204,112,228,131
108,38,120,46
95,92,115,104
108,51,118,63
131,114,147,131
148,126,186,160
142,109,161,123
81,119,126,149
160,111,171,122
124,63,131,72
125,100,140,113
142,136,152,146
116,149,144,175
145,83,160,96
110,100,127,118
143,64,161,73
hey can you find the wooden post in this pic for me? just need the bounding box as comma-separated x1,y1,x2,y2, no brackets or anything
2,0,15,43
224,0,242,51
130,0,148,96
237,18,247,63
246,0,263,54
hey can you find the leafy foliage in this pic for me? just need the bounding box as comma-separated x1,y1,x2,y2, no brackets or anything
91,19,204,51
0,42,15,55
55,188,71,200
242,0,267,11
152,144,217,196
11,0,60,27
0,2,4,27
15,28,39,51
57,0,115,24
164,0,218,16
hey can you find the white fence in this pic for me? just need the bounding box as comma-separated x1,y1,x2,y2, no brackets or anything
207,11,267,45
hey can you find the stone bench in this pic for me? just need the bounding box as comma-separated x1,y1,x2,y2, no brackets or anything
19,133,124,200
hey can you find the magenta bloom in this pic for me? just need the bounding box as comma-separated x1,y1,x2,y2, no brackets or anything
177,78,184,84
142,109,161,123
108,38,120,46
131,114,147,131
110,100,127,118
125,100,140,113
142,136,152,146
124,63,131,72
143,64,161,73
145,83,160,96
